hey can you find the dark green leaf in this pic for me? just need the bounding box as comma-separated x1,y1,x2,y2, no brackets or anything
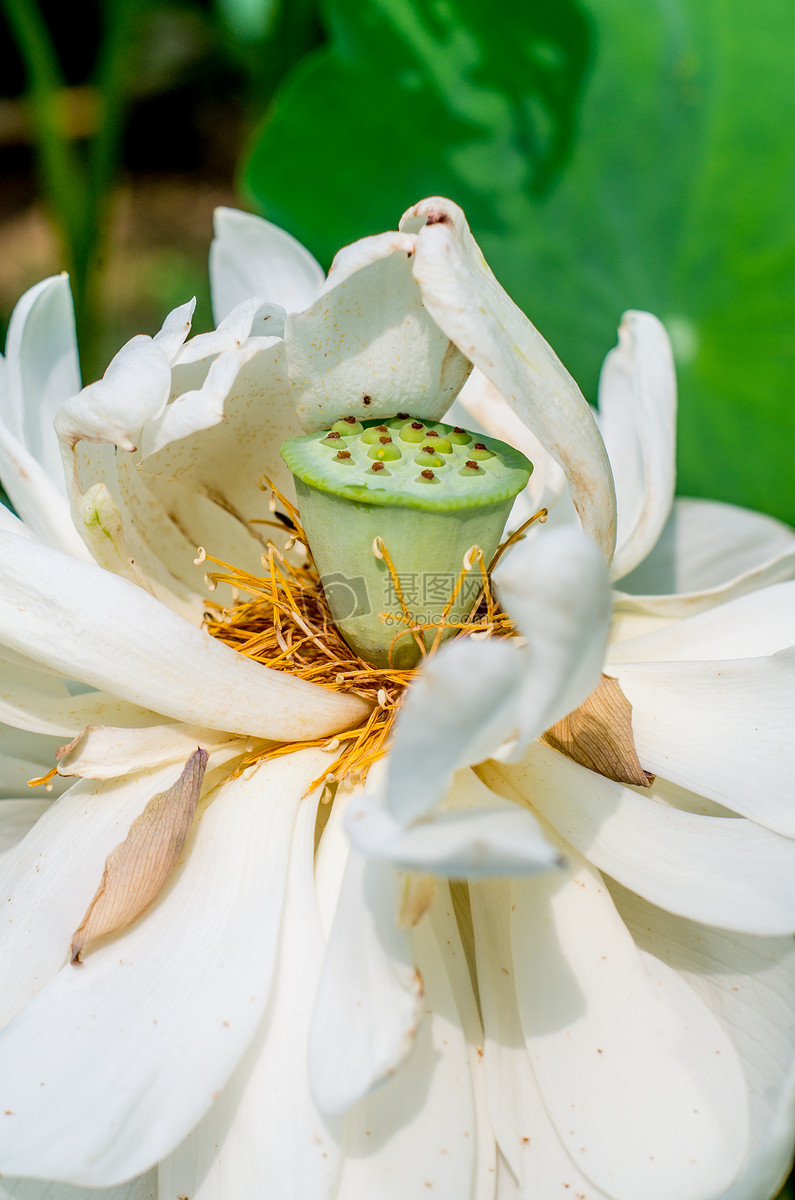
244,0,795,523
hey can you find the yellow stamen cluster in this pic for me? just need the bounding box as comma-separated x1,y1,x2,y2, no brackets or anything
202,481,546,791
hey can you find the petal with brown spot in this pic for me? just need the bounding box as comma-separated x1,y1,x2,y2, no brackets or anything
541,674,652,787
70,748,208,962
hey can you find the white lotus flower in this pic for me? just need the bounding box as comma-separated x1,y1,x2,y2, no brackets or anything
0,197,793,1200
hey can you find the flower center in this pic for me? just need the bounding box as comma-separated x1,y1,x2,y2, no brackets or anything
280,414,533,668
201,416,544,792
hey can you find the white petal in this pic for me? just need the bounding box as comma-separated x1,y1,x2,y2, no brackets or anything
308,848,423,1115
613,649,795,834
0,282,87,555
337,890,479,1198
0,530,371,740
510,848,748,1200
492,525,612,733
384,527,610,827
611,881,795,1200
471,879,611,1199
383,637,526,825
454,367,568,515
0,749,330,1186
614,497,795,615
0,753,68,799
141,339,305,522
426,879,497,1198
141,335,278,459
0,723,62,765
599,312,676,582
175,295,285,365
0,428,88,558
0,505,34,539
403,197,616,561
0,1170,157,1199
210,206,324,324
482,744,795,934
0,659,162,738
608,580,795,663
2,274,81,478
0,800,51,860
0,762,204,1027
348,767,560,878
151,298,196,362
285,229,472,430
160,783,344,1200
55,336,172,452
55,722,249,779
63,442,207,620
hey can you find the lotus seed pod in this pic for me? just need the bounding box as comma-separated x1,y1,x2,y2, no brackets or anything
280,416,532,667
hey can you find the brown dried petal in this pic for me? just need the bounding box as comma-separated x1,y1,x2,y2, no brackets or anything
70,748,208,963
541,674,653,788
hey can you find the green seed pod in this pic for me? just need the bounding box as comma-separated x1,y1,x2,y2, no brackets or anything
280,414,533,667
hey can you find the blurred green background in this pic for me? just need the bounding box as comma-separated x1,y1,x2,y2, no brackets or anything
1,0,793,532
0,0,794,1194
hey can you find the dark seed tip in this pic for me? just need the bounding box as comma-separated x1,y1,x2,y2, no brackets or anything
421,469,434,479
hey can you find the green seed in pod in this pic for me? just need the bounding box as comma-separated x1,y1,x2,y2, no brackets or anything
368,440,403,462
414,449,445,468
331,417,364,436
399,421,427,443
469,442,495,461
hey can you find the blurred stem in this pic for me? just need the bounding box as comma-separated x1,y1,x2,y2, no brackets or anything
1,0,145,378
80,0,147,377
0,0,90,276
